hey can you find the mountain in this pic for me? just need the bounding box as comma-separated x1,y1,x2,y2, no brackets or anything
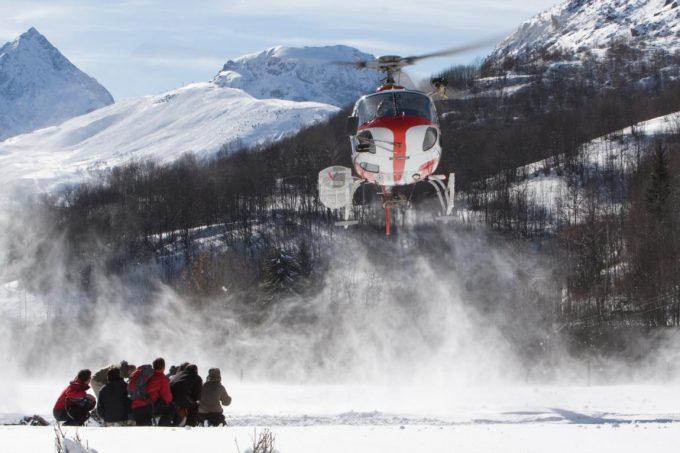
0,82,338,198
489,0,680,63
0,27,114,141
0,44,395,197
212,45,386,107
0,44,397,197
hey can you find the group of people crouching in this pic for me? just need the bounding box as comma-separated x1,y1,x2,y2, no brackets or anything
53,357,232,427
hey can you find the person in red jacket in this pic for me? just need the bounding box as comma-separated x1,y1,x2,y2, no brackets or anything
130,357,175,426
53,369,96,425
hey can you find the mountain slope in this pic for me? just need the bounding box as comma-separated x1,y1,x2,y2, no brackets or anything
212,45,384,107
0,28,114,141
0,83,338,198
490,0,680,63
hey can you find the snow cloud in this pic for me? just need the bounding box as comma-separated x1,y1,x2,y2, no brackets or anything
1,196,679,416
0,194,556,416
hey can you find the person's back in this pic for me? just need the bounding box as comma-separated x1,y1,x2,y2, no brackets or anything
198,368,231,426
53,369,96,426
170,364,202,426
97,367,130,425
130,358,175,426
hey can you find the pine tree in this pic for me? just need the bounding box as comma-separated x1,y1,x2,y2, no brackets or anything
258,247,301,304
646,143,671,218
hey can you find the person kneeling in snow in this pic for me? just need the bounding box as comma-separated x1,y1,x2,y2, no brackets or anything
170,363,202,427
129,357,175,426
198,368,232,426
97,366,131,426
53,369,96,426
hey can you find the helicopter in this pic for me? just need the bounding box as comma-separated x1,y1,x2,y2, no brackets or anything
318,43,488,236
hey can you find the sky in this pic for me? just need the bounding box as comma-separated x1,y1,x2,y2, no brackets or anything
0,0,559,100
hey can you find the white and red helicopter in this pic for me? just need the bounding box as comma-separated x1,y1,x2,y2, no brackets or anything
318,45,483,235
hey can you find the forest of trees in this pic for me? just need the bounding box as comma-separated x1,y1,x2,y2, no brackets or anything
21,46,680,353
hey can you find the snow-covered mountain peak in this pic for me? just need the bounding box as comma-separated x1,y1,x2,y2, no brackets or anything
213,45,384,107
0,28,114,141
240,44,372,64
490,0,680,64
15,26,46,44
2,27,41,51
1,27,66,71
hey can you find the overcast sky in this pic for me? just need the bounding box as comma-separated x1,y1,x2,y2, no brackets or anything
1,0,559,100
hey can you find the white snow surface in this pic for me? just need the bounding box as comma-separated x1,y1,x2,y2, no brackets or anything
213,45,386,107
3,383,680,452
0,82,338,199
0,28,113,141
491,0,680,62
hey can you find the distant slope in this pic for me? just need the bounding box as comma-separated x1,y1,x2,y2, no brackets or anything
0,28,113,141
495,111,678,218
0,82,338,197
490,0,680,63
213,45,384,107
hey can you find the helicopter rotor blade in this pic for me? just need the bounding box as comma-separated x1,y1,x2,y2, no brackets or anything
330,35,504,72
402,36,503,65
331,60,372,69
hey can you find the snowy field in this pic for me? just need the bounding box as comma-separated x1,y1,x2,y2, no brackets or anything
4,421,680,453
3,382,680,452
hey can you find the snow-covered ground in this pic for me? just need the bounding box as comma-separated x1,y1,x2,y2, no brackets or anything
3,383,680,452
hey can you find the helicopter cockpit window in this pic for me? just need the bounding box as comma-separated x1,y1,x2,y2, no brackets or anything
356,93,394,125
394,92,434,120
356,92,435,125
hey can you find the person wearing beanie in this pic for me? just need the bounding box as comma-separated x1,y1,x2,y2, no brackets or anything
97,367,131,426
53,369,96,426
198,368,232,426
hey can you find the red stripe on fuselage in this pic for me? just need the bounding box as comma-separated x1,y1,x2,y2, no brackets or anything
419,158,438,176
359,116,432,183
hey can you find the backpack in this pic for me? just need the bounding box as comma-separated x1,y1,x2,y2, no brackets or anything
128,364,154,401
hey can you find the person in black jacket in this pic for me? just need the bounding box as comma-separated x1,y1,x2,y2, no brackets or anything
96,367,131,426
170,364,202,426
